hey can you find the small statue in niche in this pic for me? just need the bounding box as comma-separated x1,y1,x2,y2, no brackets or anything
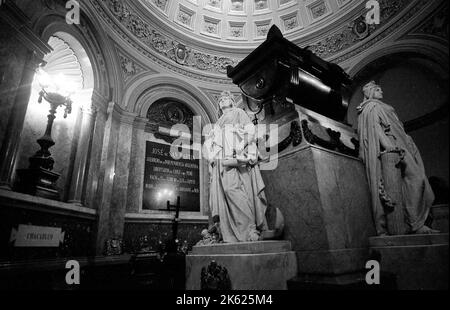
356,81,439,236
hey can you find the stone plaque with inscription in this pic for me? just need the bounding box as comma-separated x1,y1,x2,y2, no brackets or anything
143,141,200,211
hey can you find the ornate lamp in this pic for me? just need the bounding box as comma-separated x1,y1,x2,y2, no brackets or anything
15,68,75,200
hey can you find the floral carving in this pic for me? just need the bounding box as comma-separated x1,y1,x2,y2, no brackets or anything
255,0,268,10
151,0,168,11
119,54,144,78
308,0,410,59
231,0,244,11
178,10,193,27
99,0,418,76
207,0,222,9
104,0,238,74
310,1,328,20
256,24,270,37
284,16,298,31
230,25,244,37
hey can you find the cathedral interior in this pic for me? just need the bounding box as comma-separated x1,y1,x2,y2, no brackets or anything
0,0,448,291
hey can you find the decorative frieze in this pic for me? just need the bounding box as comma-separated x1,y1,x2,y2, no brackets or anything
103,0,238,74
97,0,423,77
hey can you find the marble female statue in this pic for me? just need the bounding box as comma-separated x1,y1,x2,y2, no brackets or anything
203,91,268,243
357,81,438,236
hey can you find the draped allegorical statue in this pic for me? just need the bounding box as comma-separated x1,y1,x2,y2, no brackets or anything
203,91,268,243
357,81,438,236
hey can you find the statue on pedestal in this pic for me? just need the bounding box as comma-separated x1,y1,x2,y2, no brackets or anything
357,81,438,236
202,91,269,243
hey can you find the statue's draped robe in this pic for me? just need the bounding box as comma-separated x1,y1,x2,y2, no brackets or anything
204,107,267,243
357,99,434,234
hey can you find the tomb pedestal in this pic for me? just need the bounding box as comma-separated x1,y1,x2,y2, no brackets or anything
259,107,376,287
185,241,297,290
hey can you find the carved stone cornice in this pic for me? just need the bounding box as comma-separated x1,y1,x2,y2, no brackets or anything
333,0,432,64
301,119,359,158
91,0,236,83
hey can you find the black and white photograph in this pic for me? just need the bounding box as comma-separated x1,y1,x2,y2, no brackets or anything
0,0,448,297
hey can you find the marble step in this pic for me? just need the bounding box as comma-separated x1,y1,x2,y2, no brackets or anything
369,233,449,247
190,240,292,255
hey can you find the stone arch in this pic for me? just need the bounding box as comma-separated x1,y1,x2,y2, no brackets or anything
32,10,122,106
125,74,217,125
347,40,449,80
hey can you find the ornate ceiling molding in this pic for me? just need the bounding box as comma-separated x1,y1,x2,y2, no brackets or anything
91,0,435,81
114,44,158,83
100,0,239,75
332,0,431,64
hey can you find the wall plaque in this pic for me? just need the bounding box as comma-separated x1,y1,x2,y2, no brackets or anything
143,141,200,211
9,224,65,247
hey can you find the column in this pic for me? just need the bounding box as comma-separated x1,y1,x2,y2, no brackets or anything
0,52,42,189
67,104,96,205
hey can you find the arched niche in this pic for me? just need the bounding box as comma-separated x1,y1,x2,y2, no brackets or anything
34,11,122,105
125,78,215,220
14,32,94,199
348,51,449,183
142,98,202,212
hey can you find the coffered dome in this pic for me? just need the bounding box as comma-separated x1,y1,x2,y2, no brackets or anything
139,0,357,48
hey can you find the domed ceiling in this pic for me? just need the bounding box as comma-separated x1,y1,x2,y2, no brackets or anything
139,0,356,48
97,0,428,80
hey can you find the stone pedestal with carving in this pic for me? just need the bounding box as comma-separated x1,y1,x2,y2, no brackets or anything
259,107,376,285
369,233,449,290
185,241,297,290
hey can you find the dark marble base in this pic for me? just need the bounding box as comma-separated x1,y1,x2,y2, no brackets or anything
296,248,370,274
288,271,397,290
0,192,95,261
15,168,60,200
369,233,449,290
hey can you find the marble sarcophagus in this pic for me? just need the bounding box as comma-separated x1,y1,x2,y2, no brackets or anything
227,25,352,123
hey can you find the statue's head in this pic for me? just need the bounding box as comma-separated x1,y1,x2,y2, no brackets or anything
363,81,384,100
218,90,236,111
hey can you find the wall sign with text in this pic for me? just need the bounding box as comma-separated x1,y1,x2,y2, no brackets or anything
143,141,200,211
